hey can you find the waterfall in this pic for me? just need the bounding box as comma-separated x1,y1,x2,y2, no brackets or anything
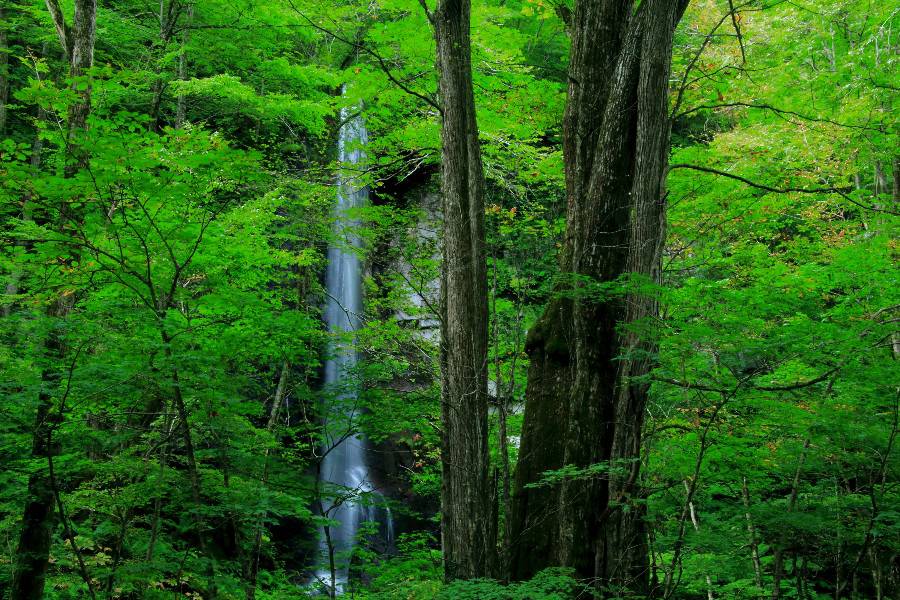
314,97,393,594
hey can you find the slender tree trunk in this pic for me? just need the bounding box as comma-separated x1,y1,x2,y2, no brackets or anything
0,3,9,136
175,3,193,129
875,161,888,199
869,546,884,600
661,397,728,600
496,297,521,576
146,410,174,562
149,0,169,132
431,0,495,581
160,327,217,595
649,523,661,592
245,360,290,600
43,0,96,166
772,438,810,600
491,255,508,574
892,157,899,212
5,73,47,596
48,449,96,599
105,510,130,594
742,476,765,595
10,354,59,600
510,2,689,591
11,4,96,593
149,0,186,131
684,481,715,600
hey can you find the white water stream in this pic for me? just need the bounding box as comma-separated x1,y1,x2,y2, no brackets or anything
314,99,393,595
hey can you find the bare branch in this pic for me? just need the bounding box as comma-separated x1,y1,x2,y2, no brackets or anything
671,0,755,119
727,0,747,64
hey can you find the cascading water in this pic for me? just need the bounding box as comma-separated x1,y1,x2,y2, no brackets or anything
314,97,393,594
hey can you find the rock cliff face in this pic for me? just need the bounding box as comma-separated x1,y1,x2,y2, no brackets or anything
367,184,443,536
393,191,442,344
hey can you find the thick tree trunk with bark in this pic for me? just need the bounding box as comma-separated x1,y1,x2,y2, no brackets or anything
510,1,688,591
431,0,496,581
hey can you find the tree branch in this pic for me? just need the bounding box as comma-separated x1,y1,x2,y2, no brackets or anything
670,0,756,119
727,0,747,64
417,0,435,25
654,364,841,394
675,101,881,132
668,163,900,215
44,0,71,60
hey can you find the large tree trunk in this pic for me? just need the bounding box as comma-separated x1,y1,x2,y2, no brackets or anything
510,1,687,592
432,0,496,581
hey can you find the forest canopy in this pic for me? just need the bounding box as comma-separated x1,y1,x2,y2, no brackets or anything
0,0,897,599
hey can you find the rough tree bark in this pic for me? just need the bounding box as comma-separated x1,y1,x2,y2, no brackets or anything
10,3,96,597
44,0,97,136
429,0,496,581
66,0,96,134
509,0,689,592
